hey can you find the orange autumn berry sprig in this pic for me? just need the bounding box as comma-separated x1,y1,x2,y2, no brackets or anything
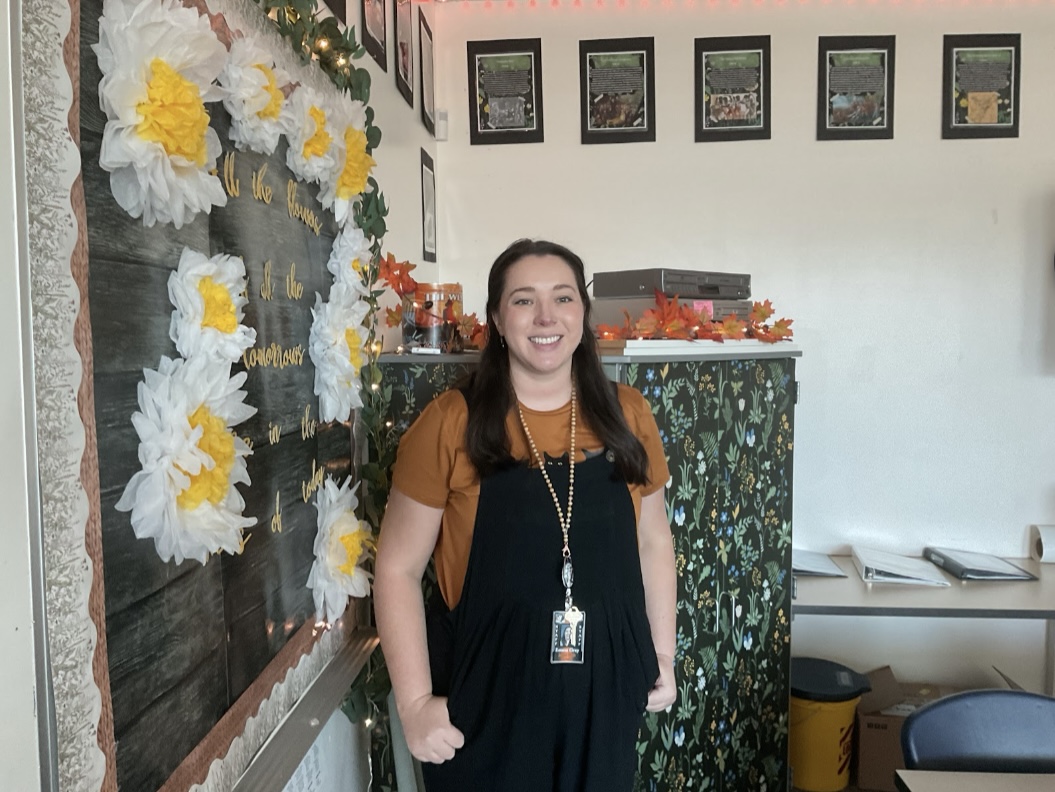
596,292,793,344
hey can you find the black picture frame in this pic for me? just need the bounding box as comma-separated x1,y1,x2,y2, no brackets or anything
467,38,544,146
419,10,435,136
941,33,1021,140
817,35,895,141
361,0,387,72
694,35,771,143
578,37,655,145
321,0,346,24
421,149,437,263
393,0,413,107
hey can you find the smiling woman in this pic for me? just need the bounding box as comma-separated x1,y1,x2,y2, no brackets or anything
373,238,679,792
492,252,585,402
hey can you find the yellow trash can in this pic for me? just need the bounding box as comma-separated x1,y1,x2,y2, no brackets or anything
789,657,871,792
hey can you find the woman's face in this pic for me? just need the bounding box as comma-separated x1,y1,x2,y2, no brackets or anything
492,254,585,384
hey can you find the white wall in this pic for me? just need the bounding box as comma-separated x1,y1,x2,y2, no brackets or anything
1,0,44,787
347,0,442,287
429,3,1055,690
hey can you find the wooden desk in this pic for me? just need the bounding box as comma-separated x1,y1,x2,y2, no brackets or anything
793,556,1055,695
895,770,1055,792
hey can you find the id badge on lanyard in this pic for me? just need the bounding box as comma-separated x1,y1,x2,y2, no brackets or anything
551,606,586,664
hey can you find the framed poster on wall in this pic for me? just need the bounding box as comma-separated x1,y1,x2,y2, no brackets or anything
394,0,413,107
419,10,435,136
817,35,895,141
467,38,544,145
694,35,771,143
941,33,1021,140
362,0,387,71
421,149,437,263
578,37,655,145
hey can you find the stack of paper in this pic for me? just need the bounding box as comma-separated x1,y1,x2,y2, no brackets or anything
851,546,951,587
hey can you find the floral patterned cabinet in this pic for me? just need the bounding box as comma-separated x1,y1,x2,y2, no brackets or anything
371,345,798,792
603,343,798,792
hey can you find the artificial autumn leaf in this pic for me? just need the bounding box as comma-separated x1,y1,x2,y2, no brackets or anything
458,312,480,339
384,304,402,327
770,318,794,339
749,299,774,324
469,322,488,349
717,314,748,340
632,313,659,338
378,252,418,297
695,324,725,342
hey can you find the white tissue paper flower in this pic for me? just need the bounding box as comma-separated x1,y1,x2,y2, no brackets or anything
116,355,257,565
168,247,257,363
308,281,370,423
93,0,228,228
284,87,338,184
325,224,371,294
307,476,374,625
219,35,291,155
318,101,375,227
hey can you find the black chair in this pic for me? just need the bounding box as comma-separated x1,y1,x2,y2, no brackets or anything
901,688,1055,773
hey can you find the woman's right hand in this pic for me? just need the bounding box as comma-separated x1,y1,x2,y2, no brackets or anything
399,694,465,763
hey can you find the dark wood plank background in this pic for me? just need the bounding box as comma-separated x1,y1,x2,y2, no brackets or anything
80,3,352,788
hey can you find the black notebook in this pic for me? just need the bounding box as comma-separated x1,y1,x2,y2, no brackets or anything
923,547,1036,581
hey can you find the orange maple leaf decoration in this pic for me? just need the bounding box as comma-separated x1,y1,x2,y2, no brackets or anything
378,252,418,297
749,299,774,324
753,317,794,342
384,304,403,328
469,323,489,350
595,293,792,344
717,314,748,340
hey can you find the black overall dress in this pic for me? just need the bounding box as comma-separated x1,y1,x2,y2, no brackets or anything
423,403,660,792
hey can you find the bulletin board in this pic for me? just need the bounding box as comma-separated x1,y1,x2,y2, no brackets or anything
65,0,362,788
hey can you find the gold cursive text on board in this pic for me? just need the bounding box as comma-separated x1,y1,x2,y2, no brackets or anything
241,435,254,451
252,163,273,204
271,490,283,533
301,404,317,440
286,262,304,300
286,180,322,236
223,152,240,197
259,260,274,301
301,459,324,503
268,422,281,445
242,342,305,370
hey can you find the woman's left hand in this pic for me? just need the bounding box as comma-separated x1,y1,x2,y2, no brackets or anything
645,653,677,712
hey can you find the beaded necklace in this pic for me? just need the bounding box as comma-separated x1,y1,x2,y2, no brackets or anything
516,389,579,620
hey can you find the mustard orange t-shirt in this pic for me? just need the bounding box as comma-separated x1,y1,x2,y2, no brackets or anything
390,383,670,608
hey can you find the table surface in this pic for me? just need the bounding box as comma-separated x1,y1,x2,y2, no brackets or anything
895,769,1055,792
793,556,1055,619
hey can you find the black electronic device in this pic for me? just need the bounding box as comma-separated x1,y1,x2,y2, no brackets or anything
592,268,751,300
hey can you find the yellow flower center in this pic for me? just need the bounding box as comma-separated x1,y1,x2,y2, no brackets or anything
336,526,375,576
254,64,284,120
197,276,238,333
345,327,364,370
335,127,376,200
177,405,236,510
303,106,332,159
136,58,210,166
351,258,363,274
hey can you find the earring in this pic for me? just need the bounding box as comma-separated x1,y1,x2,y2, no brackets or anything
500,336,506,349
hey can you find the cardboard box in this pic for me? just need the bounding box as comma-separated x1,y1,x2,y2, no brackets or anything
853,666,963,792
